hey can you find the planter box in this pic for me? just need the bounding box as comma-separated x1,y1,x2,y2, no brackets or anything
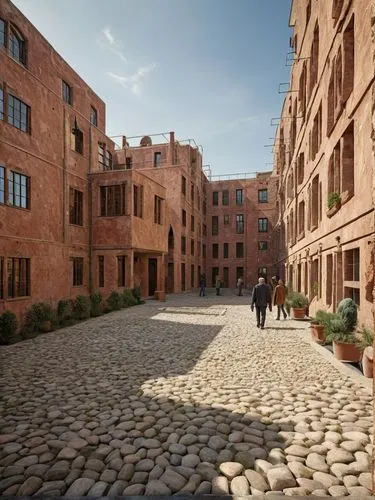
333,341,361,363
311,324,325,344
292,307,305,319
362,346,373,378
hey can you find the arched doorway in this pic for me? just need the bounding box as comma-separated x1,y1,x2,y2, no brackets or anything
167,226,174,293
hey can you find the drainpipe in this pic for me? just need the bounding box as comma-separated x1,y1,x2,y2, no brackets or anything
88,129,93,295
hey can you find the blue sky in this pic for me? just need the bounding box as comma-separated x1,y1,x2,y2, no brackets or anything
14,0,292,176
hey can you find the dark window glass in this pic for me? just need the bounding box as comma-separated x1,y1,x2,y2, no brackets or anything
224,214,230,225
212,215,219,235
9,25,26,65
98,256,104,287
236,189,244,205
8,171,30,209
212,191,218,206
0,257,3,299
100,184,126,216
105,150,112,170
8,94,30,133
62,81,72,105
191,239,195,256
7,257,30,297
133,185,143,217
154,196,162,224
90,106,98,126
258,241,268,250
74,128,83,154
0,18,5,48
236,214,244,234
258,218,268,232
182,209,186,226
69,188,83,226
181,236,186,255
117,256,126,287
182,176,186,195
212,244,219,259
236,242,244,258
73,257,83,286
222,190,229,205
0,86,4,121
258,189,268,203
0,166,4,204
154,152,162,167
258,266,267,278
126,157,132,169
223,243,229,259
191,215,195,232
191,183,194,203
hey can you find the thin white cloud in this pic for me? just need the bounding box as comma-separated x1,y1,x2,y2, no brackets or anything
227,115,259,131
100,26,127,63
109,63,157,96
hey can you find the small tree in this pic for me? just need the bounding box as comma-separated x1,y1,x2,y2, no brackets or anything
0,310,18,345
73,296,91,320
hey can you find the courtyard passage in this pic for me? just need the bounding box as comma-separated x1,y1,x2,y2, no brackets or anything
0,293,373,497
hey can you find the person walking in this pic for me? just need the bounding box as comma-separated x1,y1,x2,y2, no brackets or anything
251,277,272,329
215,275,221,296
274,279,288,320
199,273,206,297
237,276,244,296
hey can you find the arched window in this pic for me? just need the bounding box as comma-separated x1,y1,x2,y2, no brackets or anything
9,24,27,65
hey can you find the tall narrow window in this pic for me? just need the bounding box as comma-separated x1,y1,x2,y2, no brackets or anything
72,257,83,286
212,244,219,259
258,218,268,232
191,214,195,232
236,242,244,258
236,267,244,281
8,95,30,133
191,183,194,203
236,189,244,205
311,175,319,228
191,265,195,288
126,157,132,169
181,236,186,255
8,171,30,209
181,263,186,291
344,248,360,305
258,266,267,279
0,86,4,121
342,121,354,198
182,209,186,227
236,214,244,234
117,256,126,287
224,214,230,225
191,239,195,256
182,176,186,195
90,106,98,126
343,15,354,102
222,190,229,205
0,257,3,299
223,243,229,259
298,200,305,236
71,119,83,154
105,150,112,170
212,191,218,206
98,256,104,288
9,25,26,65
154,152,162,167
0,166,4,204
326,254,333,306
0,18,5,49
309,24,319,97
133,185,143,218
212,215,219,236
258,189,268,203
154,196,162,224
62,81,72,105
100,184,126,216
7,257,30,297
69,188,83,226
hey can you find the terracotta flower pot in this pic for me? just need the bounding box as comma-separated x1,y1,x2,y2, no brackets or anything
362,346,373,378
333,341,361,363
292,307,305,319
311,324,325,344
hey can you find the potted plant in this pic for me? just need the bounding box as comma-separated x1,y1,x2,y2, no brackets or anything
356,327,374,378
288,292,309,319
328,298,361,362
327,192,341,218
310,310,337,344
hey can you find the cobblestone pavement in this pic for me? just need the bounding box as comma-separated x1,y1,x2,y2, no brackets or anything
0,293,373,497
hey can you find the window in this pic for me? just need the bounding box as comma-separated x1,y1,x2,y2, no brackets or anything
7,257,30,297
0,166,5,204
311,103,322,160
72,120,83,154
197,190,201,210
100,184,126,217
191,183,194,203
212,191,218,206
236,242,244,259
236,214,244,234
222,190,229,205
62,81,72,105
90,106,98,126
0,18,5,49
311,175,319,228
182,176,186,195
332,0,344,25
126,157,132,170
98,256,104,288
224,214,230,225
72,257,83,287
182,209,186,227
258,241,268,251
69,188,83,226
258,218,268,232
117,256,126,287
309,24,319,96
258,189,268,203
154,152,162,167
258,266,267,279
344,248,360,281
154,196,162,224
297,153,304,184
191,215,195,232
191,265,195,288
203,224,207,236
212,216,219,236
9,25,26,65
306,0,311,27
202,244,206,258
211,267,219,287
236,267,244,281
181,236,186,255
212,244,219,259
8,171,30,209
0,257,3,299
342,121,354,198
0,86,4,120
181,263,186,291
98,143,112,170
236,189,244,205
223,243,229,259
343,16,354,102
133,185,143,217
298,200,305,236
8,94,30,133
191,239,195,256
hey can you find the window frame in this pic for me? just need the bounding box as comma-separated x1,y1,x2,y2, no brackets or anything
212,191,219,206
72,257,83,287
62,80,73,105
236,189,244,205
7,257,30,298
236,242,244,259
8,170,30,209
117,255,126,287
69,187,83,226
258,241,268,251
154,152,162,167
258,217,268,233
236,214,244,234
100,184,126,217
90,106,98,126
222,190,229,206
9,24,27,66
98,255,104,288
8,93,30,133
154,195,163,225
258,189,268,203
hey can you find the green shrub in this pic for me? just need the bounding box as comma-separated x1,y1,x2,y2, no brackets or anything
73,295,91,320
90,292,102,317
288,292,308,308
337,298,357,333
122,289,138,308
0,310,18,345
57,299,74,324
131,286,141,304
356,327,374,351
328,316,356,343
328,192,341,209
25,303,54,332
107,291,122,311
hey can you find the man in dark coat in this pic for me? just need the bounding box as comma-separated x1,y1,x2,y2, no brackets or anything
251,277,272,329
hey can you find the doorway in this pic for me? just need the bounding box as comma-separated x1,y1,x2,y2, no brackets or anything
148,258,157,296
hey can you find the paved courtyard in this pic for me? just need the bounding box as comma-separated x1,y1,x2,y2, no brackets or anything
0,293,373,497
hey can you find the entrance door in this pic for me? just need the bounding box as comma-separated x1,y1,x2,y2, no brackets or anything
167,263,174,293
148,258,157,296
